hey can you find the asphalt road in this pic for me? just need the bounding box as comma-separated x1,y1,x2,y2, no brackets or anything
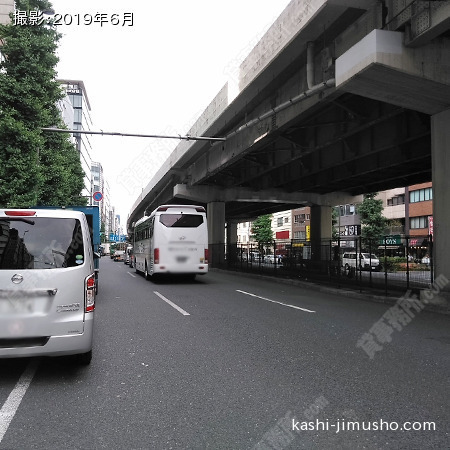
0,258,449,449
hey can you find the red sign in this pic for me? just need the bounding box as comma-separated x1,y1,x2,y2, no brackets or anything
428,216,433,236
276,230,290,239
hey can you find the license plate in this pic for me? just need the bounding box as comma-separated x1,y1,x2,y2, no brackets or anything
0,297,35,314
0,292,48,315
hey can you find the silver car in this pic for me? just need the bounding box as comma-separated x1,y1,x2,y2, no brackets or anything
0,209,96,364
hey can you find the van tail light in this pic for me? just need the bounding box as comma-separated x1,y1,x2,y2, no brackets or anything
204,248,209,264
154,248,160,264
85,274,96,312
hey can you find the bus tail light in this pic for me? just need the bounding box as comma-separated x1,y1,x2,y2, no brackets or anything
85,274,96,312
204,249,209,264
154,248,160,264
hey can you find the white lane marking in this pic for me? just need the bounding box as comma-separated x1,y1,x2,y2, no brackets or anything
0,359,39,443
154,291,190,316
236,290,316,313
127,272,136,278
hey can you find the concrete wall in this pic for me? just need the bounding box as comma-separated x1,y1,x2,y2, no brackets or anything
0,0,13,25
239,0,326,91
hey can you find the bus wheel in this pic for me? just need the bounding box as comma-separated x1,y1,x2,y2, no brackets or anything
145,263,151,280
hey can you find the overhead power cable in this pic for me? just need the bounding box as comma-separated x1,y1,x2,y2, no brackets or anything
41,127,226,142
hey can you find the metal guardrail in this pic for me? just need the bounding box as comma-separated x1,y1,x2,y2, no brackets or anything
215,235,433,296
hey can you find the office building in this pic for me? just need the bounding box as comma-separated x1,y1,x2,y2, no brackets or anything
58,79,95,201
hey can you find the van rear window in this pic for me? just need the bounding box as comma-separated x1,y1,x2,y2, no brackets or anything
159,214,203,228
0,218,85,269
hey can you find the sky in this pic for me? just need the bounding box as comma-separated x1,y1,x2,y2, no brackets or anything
49,0,292,223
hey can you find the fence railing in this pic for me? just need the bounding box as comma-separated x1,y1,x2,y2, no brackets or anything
214,235,433,295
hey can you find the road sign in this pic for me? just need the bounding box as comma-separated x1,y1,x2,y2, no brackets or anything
93,191,103,202
109,233,127,243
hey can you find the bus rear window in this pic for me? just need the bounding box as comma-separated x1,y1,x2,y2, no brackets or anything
0,218,84,269
159,214,203,228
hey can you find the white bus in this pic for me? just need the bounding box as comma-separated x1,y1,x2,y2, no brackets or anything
133,204,208,279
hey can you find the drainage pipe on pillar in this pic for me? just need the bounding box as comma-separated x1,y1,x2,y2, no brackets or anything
226,41,335,139
306,41,315,90
226,79,335,138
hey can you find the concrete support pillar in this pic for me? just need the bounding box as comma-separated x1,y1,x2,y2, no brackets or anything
207,201,225,268
226,221,238,264
430,109,450,307
227,221,237,245
310,205,332,263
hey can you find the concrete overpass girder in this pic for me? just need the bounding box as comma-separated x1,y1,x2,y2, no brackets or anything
173,183,354,209
336,29,450,115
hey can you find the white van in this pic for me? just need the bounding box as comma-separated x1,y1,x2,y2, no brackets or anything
0,209,96,364
342,252,380,271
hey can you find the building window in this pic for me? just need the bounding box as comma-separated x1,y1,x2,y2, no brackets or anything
409,188,432,203
69,94,82,108
294,231,306,239
277,218,283,227
294,214,306,223
74,108,82,123
345,204,355,215
387,195,405,206
339,204,356,216
410,216,429,229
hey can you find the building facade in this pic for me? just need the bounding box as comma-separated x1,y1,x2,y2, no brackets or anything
237,221,254,246
91,161,111,239
406,182,433,252
0,0,13,25
272,210,291,240
291,207,310,240
58,80,95,201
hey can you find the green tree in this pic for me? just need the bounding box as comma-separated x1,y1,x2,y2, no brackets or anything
251,214,273,247
0,0,86,207
100,221,106,243
357,193,387,250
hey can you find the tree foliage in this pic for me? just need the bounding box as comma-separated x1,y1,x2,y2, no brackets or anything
357,193,387,249
251,214,273,246
0,0,86,207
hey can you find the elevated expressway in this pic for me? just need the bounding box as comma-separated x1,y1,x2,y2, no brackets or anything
128,0,450,303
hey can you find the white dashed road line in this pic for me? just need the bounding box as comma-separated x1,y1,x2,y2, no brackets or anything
236,289,316,313
154,291,190,316
0,358,39,443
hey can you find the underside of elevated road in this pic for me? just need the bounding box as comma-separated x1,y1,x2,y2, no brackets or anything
129,0,450,228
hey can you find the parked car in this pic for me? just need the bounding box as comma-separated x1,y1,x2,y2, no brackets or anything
124,246,133,265
342,252,380,271
114,250,125,262
421,255,430,265
249,252,261,262
0,208,96,364
264,254,276,264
